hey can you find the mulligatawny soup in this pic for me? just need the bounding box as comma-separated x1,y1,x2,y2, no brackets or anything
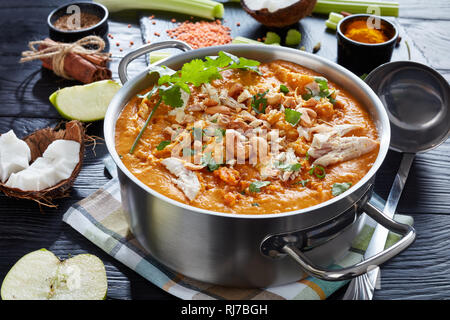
115,59,379,214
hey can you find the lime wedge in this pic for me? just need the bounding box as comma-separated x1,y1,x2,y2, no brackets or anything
49,80,121,122
1,249,108,300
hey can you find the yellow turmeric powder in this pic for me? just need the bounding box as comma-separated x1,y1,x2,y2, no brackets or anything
344,20,388,44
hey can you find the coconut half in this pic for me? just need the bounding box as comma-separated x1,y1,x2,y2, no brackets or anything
0,121,85,206
241,0,317,28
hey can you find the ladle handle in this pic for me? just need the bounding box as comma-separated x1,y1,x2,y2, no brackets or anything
282,201,416,281
118,40,192,84
365,152,415,258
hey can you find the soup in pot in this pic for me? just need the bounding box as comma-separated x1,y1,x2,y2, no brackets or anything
115,57,379,214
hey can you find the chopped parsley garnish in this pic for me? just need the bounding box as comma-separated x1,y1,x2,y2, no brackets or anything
156,140,171,151
251,90,269,114
314,76,330,98
276,162,301,172
302,76,336,105
280,84,290,94
284,108,302,126
294,179,309,187
215,128,226,142
332,182,352,196
216,128,226,136
249,180,271,193
309,165,326,179
201,152,220,171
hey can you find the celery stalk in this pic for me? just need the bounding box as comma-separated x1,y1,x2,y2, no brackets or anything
94,0,224,19
313,0,399,17
329,12,344,24
325,20,338,30
232,37,262,45
232,36,279,46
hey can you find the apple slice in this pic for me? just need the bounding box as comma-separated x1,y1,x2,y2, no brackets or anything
49,80,121,122
1,249,107,300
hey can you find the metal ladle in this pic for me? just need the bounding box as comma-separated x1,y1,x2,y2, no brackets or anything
343,61,450,300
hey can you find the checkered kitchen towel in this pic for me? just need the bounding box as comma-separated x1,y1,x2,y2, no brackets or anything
62,161,413,300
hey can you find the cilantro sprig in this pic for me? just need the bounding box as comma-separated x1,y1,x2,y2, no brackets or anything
302,76,336,104
249,180,271,193
284,108,302,126
332,182,352,196
276,161,301,172
129,52,261,154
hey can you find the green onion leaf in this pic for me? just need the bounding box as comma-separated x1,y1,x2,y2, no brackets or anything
295,179,310,187
252,202,260,207
201,152,220,171
156,140,171,151
309,165,326,179
280,84,290,94
129,98,162,154
137,86,158,100
332,182,352,196
251,90,269,114
249,180,271,193
284,108,302,126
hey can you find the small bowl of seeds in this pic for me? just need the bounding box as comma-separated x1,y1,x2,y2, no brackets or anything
47,1,109,42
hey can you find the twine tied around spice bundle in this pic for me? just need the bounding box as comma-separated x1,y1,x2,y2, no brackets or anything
20,35,110,80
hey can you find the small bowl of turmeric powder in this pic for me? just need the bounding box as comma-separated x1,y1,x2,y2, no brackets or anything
337,14,398,75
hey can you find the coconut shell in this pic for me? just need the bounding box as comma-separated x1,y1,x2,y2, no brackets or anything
0,121,85,207
241,0,317,28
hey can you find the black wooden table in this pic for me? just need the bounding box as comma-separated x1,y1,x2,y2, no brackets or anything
0,0,449,300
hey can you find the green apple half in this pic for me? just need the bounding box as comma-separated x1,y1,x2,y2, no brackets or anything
1,249,107,300
49,80,121,122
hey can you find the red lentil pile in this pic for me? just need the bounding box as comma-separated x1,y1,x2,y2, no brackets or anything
166,20,232,49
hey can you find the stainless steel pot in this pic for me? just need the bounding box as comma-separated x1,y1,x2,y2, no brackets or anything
104,41,416,287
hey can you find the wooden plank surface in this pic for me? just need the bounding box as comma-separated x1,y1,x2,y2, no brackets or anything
0,0,449,300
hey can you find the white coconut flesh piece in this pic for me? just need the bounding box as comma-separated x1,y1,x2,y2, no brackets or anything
5,139,80,191
243,0,299,12
1,249,107,300
0,130,31,182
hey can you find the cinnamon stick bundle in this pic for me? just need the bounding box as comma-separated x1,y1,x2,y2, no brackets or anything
38,38,111,83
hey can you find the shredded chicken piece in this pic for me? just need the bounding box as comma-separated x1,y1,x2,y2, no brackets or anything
161,157,201,201
308,124,377,167
202,83,219,103
296,107,317,127
237,89,252,103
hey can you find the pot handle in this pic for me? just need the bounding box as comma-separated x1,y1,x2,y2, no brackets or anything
118,40,192,84
281,202,416,281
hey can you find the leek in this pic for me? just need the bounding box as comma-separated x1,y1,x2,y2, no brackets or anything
94,0,224,19
314,0,399,17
